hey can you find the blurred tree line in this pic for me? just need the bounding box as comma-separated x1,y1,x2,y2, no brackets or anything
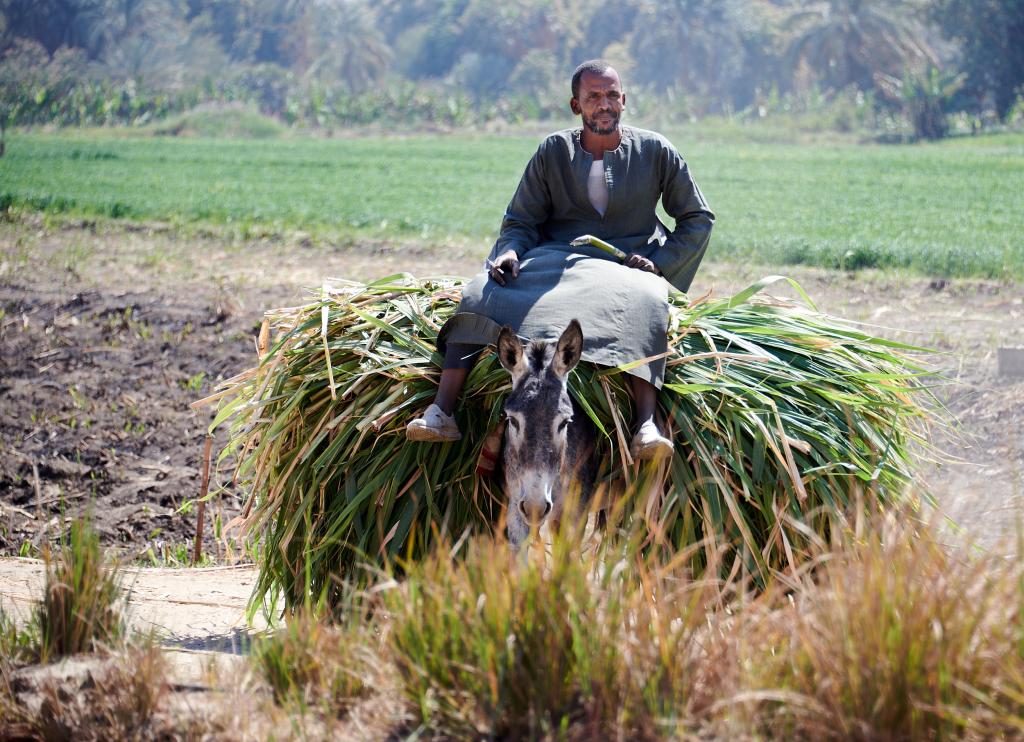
1,0,1022,138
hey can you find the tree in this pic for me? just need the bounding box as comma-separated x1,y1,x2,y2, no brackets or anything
31,0,227,91
0,0,109,57
374,0,445,43
182,0,305,66
627,0,764,112
376,0,606,97
784,0,937,92
303,0,391,93
449,0,563,97
930,0,1024,119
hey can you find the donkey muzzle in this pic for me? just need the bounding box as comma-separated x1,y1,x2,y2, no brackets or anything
519,498,552,522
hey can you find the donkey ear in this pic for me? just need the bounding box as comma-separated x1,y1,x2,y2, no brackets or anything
497,326,526,377
552,319,584,377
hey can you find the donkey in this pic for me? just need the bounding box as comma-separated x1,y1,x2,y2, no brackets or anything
496,319,598,548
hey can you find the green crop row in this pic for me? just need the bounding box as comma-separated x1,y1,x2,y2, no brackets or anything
1,130,1022,278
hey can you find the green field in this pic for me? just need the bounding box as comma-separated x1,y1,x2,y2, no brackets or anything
2,130,1023,278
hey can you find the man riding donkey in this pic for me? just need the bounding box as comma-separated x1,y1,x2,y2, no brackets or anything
407,59,715,461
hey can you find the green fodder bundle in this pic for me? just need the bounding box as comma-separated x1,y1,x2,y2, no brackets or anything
202,274,932,609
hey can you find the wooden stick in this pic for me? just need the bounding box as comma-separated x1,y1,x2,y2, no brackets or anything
32,463,42,518
192,434,213,566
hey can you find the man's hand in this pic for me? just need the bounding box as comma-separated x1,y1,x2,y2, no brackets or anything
625,253,660,275
487,250,521,286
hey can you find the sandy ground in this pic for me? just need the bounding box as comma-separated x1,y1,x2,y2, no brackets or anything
0,557,264,687
0,558,262,643
1,217,1023,651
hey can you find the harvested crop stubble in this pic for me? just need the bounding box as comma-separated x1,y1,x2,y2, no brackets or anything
201,274,932,609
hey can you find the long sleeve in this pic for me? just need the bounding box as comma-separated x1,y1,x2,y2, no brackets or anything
488,144,552,262
649,144,715,293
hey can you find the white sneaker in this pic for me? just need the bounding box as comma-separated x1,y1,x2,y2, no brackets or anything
630,420,673,461
406,403,462,442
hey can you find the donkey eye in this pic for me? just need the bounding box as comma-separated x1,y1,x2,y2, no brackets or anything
507,416,521,432
557,418,571,432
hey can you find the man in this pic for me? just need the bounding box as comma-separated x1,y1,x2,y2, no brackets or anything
406,59,714,459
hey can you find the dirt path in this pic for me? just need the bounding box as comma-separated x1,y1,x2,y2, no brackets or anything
0,558,261,639
0,556,265,696
2,217,1022,567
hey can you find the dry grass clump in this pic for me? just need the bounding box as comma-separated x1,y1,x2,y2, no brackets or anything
743,514,1024,740
0,644,170,741
252,603,377,718
36,517,124,662
377,510,1024,740
383,519,744,739
0,518,178,740
0,517,124,670
3,511,1020,740
1,640,297,742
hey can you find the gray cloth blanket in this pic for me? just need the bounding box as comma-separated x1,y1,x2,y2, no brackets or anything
438,125,714,388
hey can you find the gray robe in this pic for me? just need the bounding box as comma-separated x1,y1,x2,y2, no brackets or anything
438,125,714,388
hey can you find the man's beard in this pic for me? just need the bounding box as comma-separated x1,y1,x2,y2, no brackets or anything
583,111,620,135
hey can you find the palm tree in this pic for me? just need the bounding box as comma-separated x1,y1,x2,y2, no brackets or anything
784,0,937,92
628,0,749,106
305,0,391,93
1,0,109,57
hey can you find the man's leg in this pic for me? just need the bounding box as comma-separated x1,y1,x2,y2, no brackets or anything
406,343,480,442
628,375,673,460
629,375,657,426
434,367,469,416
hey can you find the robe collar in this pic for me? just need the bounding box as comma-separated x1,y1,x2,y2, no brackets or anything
571,126,632,221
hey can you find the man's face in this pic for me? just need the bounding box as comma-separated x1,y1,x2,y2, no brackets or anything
571,70,625,136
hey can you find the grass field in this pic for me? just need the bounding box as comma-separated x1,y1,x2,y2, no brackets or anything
2,129,1023,278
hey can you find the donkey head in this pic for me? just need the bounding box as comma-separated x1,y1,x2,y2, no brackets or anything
497,320,597,549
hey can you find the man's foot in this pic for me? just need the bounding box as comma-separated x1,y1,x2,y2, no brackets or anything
406,403,462,442
630,419,673,460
